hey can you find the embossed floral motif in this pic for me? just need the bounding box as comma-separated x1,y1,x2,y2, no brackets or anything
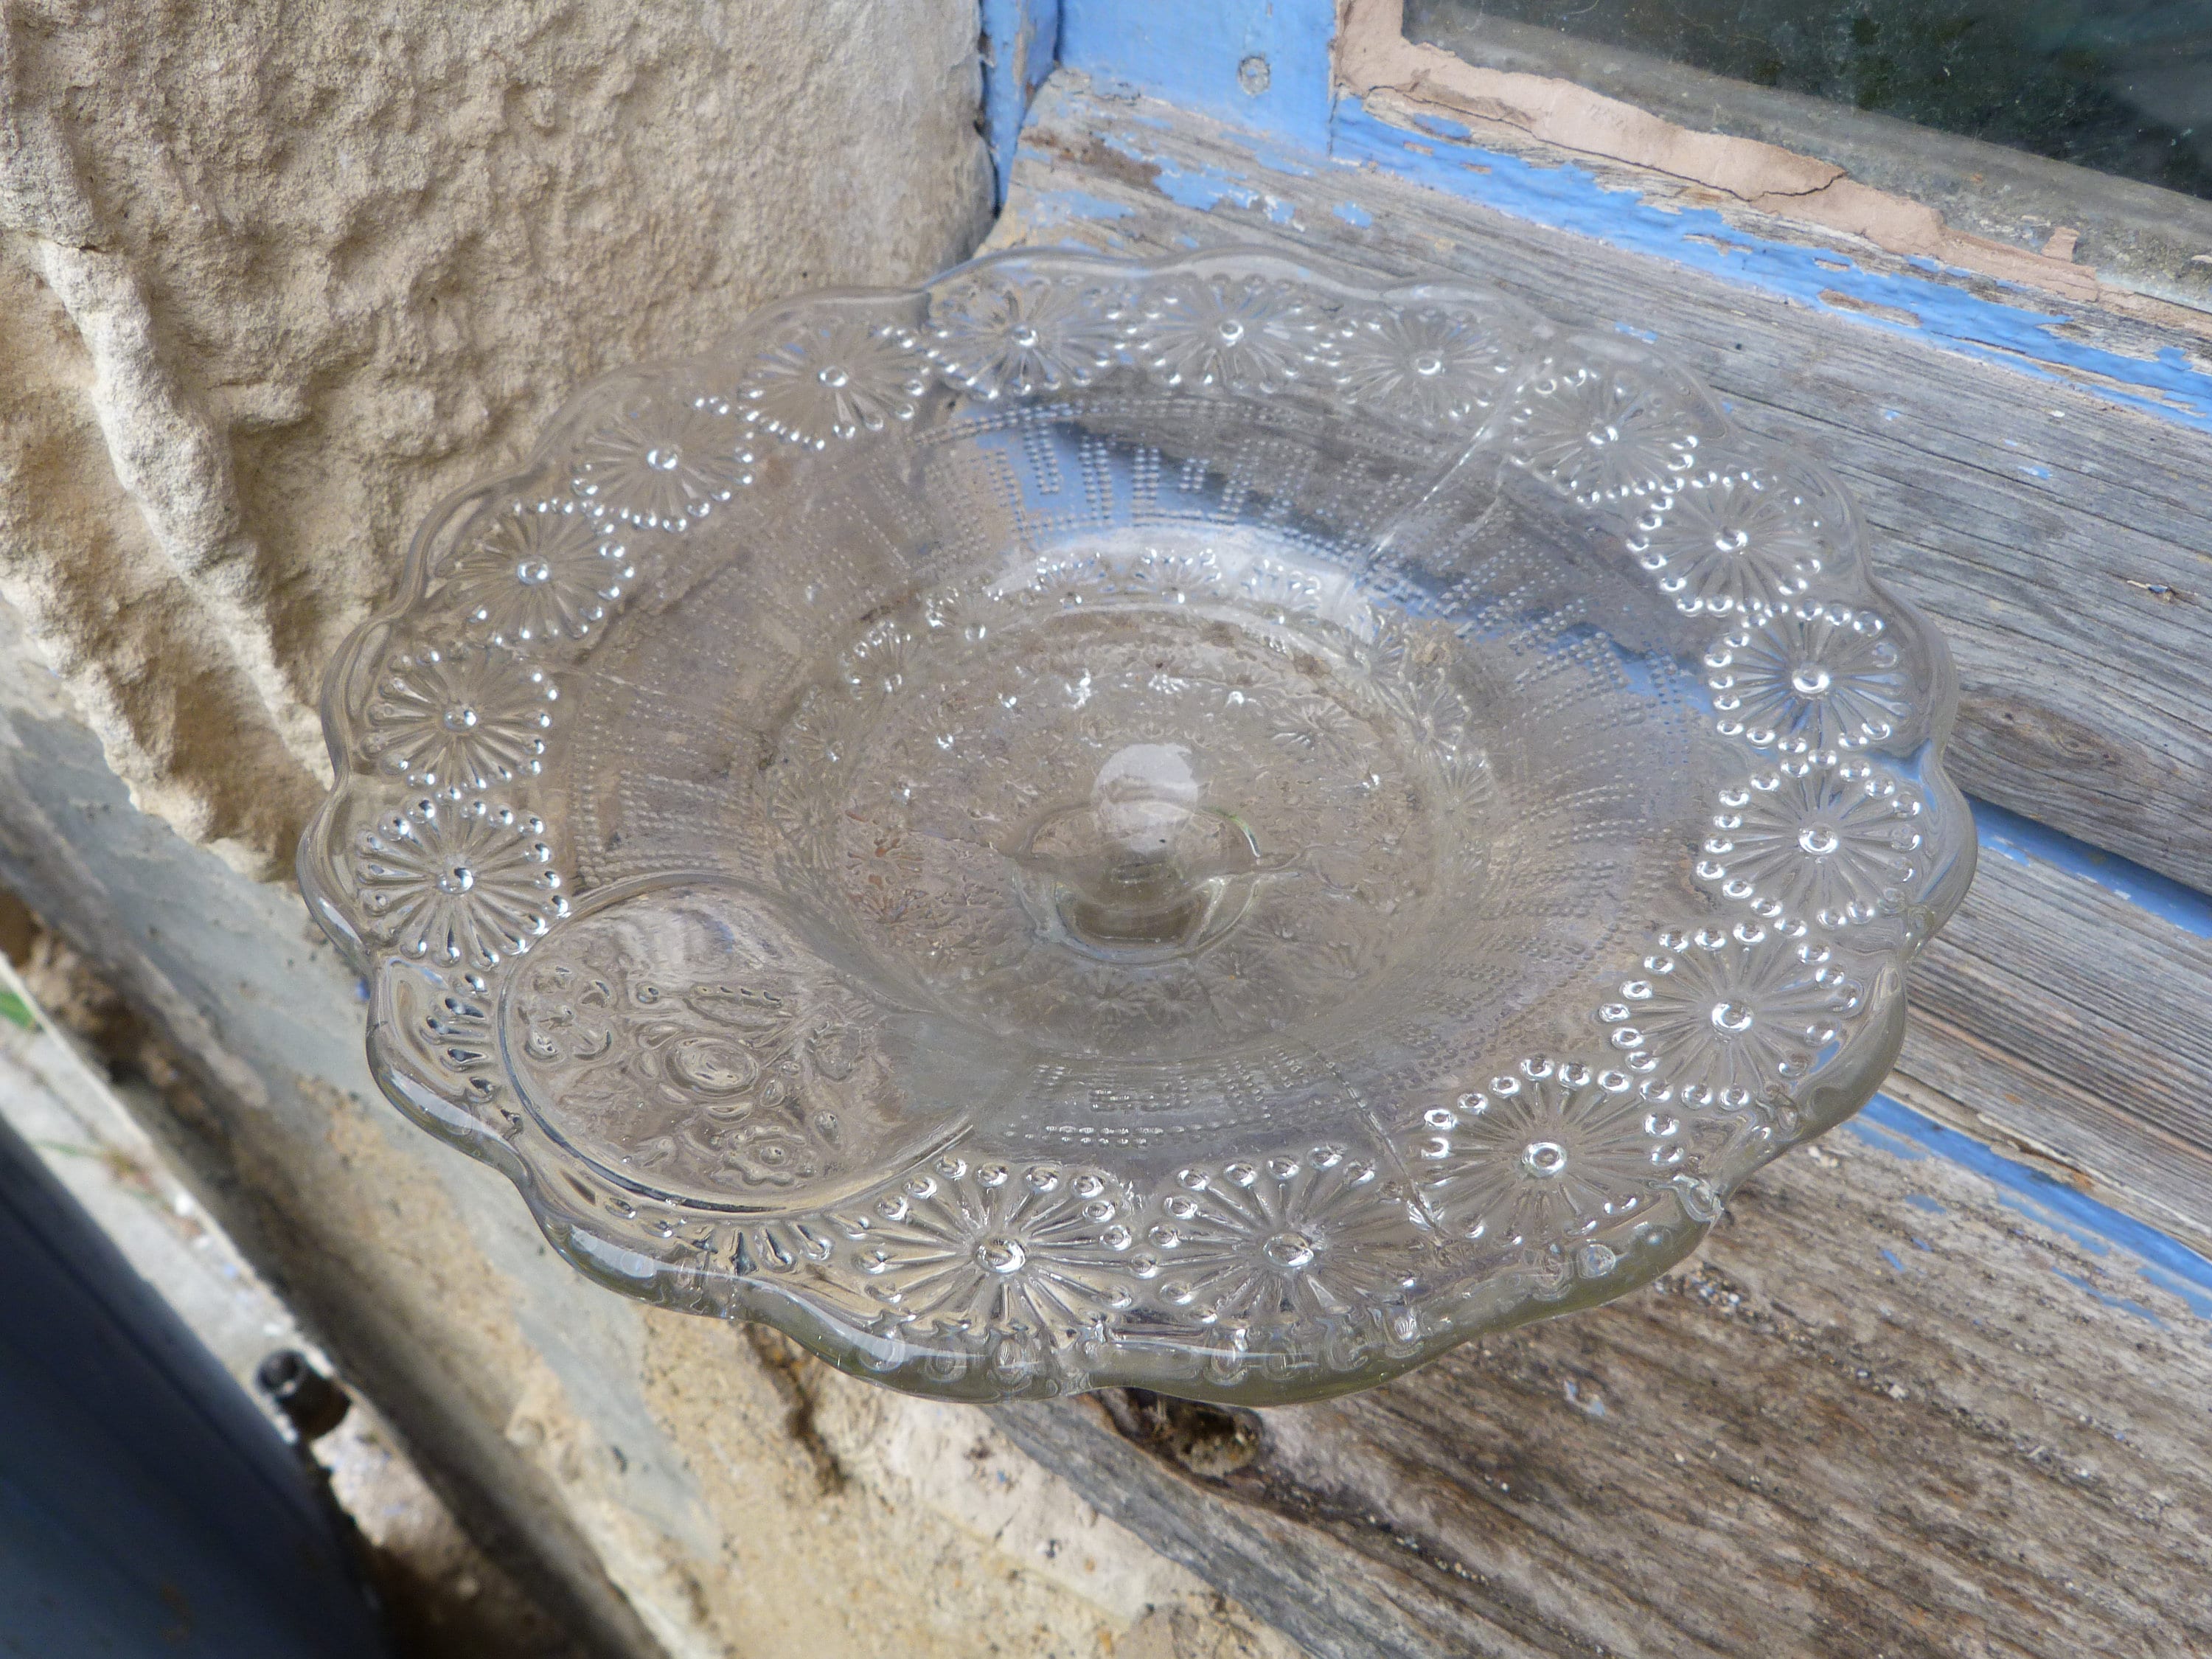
509,944,891,1194
992,546,1231,614
420,970,498,1079
1009,551,1113,614
1706,604,1913,753
1269,693,1356,754
1148,1148,1425,1326
1124,545,1226,605
361,644,556,793
374,956,507,1110
1050,955,1214,1049
740,315,925,447
570,395,753,529
1415,1059,1673,1246
1700,765,1926,928
1627,467,1826,616
1396,667,1474,747
1130,274,1326,394
442,502,633,647
922,274,1127,398
1333,305,1514,428
351,799,566,967
838,618,919,698
370,961,509,1121
853,1161,1133,1337
1236,556,1335,621
300,249,1972,1404
1508,362,1701,502
1601,923,1863,1107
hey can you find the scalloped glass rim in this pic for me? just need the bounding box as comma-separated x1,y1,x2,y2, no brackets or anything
300,245,1973,1405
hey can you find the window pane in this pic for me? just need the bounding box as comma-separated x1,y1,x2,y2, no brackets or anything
1406,1,2212,201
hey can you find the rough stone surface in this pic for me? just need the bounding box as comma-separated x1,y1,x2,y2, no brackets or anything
0,0,995,877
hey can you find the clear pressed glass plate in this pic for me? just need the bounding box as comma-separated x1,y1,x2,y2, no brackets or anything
299,247,1973,1405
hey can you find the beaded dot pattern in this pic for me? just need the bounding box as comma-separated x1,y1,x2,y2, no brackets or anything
300,249,1972,1405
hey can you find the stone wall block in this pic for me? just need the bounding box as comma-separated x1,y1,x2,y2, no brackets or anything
0,0,994,877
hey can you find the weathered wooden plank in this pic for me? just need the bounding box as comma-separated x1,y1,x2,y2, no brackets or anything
1396,1,2212,312
1002,1112,2212,1658
996,76,2212,895
1896,832,2212,1251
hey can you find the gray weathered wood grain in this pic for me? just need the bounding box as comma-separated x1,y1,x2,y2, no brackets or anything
1896,844,2212,1250
1003,1123,2212,1658
996,76,2212,896
1398,1,2212,310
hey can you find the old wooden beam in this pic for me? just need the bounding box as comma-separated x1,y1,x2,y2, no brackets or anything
1002,1110,2212,1657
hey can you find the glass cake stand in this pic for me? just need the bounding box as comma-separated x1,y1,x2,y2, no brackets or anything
299,247,1972,1404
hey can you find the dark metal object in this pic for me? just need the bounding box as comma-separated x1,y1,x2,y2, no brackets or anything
0,1111,395,1659
257,1347,352,1442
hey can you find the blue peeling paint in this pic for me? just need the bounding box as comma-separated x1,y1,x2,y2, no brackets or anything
1879,1248,1907,1272
2053,1270,2169,1327
1032,4,2212,434
1058,0,1336,144
1155,165,1260,212
1023,187,1137,229
1092,131,1265,213
1854,1094,2212,1321
1903,1193,1947,1215
2140,1263,2212,1315
1267,196,1298,226
1332,200,1374,228
1971,796,2212,939
1615,322,1660,343
1329,97,2212,433
1996,1193,2115,1261
1247,145,1321,180
981,0,1062,208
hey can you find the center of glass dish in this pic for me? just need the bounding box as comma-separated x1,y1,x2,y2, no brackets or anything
564,446,1697,1169
1009,740,1275,962
773,529,1486,1062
